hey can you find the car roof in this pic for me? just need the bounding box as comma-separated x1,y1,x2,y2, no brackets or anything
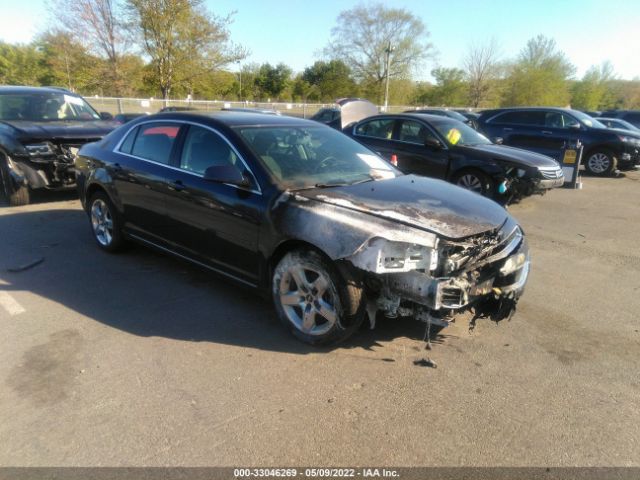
357,112,463,124
0,85,79,95
151,111,318,128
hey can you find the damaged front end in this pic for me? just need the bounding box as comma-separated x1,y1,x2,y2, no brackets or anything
347,218,529,329
10,140,89,190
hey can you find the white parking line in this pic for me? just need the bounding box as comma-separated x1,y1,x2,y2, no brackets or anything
0,291,26,316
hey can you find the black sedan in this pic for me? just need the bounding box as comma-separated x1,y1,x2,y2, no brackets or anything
345,113,564,202
76,112,530,345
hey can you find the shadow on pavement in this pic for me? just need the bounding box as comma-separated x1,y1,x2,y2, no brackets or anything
0,207,448,355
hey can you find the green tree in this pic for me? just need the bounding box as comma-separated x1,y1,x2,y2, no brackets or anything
324,3,433,102
502,35,575,106
126,0,244,100
301,60,357,102
0,42,45,86
254,63,292,101
36,31,103,93
424,68,468,106
50,0,130,95
571,61,616,110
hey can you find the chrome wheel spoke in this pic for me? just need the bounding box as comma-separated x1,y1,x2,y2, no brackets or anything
316,299,336,324
301,306,316,332
290,266,310,292
280,292,301,306
312,274,329,296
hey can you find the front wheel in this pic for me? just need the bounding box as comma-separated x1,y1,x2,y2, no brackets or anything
272,249,365,345
584,150,616,176
0,158,30,206
88,191,125,252
452,169,494,197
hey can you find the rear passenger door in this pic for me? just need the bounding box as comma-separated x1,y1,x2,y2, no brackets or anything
163,124,263,285
113,121,182,242
538,111,582,159
351,118,397,160
390,119,449,178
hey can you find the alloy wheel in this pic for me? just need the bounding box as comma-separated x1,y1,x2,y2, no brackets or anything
587,153,610,174
91,199,114,246
276,263,338,336
457,173,483,192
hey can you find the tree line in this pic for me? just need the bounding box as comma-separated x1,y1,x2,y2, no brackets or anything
0,0,638,110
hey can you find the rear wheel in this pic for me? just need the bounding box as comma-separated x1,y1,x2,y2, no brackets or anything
0,158,30,206
584,150,616,176
272,249,365,345
452,169,494,197
88,191,125,252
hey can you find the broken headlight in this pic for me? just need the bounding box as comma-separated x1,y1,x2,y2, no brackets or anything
499,252,527,276
24,143,56,157
349,237,438,274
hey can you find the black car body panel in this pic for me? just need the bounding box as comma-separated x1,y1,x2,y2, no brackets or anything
345,113,563,201
477,107,640,170
76,111,530,335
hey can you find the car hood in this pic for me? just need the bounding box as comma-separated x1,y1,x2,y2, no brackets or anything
1,120,117,141
458,143,559,168
296,174,509,239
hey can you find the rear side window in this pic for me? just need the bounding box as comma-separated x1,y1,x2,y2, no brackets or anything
119,126,138,154
130,122,180,165
355,118,395,139
491,111,544,126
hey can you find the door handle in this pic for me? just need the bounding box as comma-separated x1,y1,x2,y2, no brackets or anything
542,131,553,135
169,180,185,192
503,127,513,132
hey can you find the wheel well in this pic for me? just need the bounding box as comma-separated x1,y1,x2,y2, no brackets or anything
268,239,330,275
450,166,489,182
85,183,108,208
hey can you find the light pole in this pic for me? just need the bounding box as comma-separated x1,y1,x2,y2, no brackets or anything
384,41,394,112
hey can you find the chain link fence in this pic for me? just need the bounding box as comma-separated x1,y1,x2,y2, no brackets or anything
85,96,421,118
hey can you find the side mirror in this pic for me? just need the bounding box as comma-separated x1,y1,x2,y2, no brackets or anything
494,137,504,145
203,165,251,188
100,112,114,121
568,123,582,130
425,137,443,149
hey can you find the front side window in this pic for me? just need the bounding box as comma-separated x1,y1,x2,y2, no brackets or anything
179,125,245,177
544,112,580,129
396,120,439,145
354,118,395,140
237,126,397,189
0,92,100,122
130,122,180,165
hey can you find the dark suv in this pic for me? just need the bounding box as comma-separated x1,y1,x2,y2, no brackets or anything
477,107,640,176
599,110,640,129
0,86,117,206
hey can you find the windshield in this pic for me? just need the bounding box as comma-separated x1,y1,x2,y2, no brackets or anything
431,119,492,147
571,110,606,129
0,92,101,122
237,126,397,189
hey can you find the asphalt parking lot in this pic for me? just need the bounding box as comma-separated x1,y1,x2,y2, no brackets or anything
1,171,639,467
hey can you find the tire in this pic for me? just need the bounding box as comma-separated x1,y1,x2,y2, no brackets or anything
0,158,30,206
452,169,495,197
272,249,365,346
88,191,125,252
584,149,617,176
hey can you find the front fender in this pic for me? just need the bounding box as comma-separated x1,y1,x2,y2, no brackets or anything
269,192,438,262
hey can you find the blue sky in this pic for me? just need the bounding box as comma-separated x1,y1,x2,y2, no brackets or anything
1,0,638,80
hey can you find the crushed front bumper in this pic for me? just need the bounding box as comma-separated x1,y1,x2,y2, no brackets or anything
385,237,530,312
